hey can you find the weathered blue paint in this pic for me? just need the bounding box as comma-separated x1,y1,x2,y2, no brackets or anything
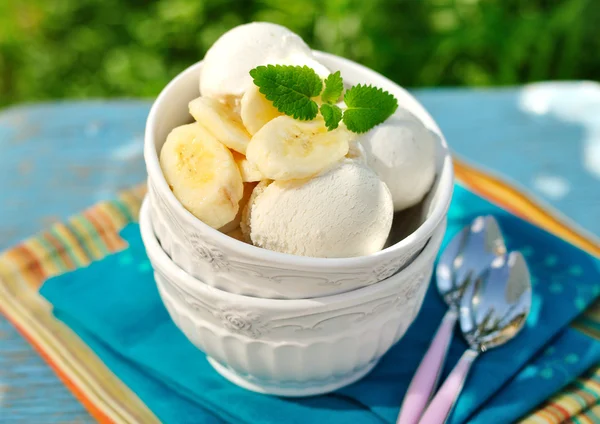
417,83,600,240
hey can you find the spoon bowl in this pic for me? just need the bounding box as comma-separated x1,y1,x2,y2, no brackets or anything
460,252,531,352
437,215,507,305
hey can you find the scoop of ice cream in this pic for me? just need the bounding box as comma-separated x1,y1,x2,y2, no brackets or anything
243,161,393,258
357,109,437,211
200,22,328,102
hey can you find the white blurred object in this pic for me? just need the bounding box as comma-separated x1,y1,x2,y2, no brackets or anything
520,81,600,179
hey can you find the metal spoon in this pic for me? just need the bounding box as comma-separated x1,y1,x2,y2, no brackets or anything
398,216,506,424
418,251,532,424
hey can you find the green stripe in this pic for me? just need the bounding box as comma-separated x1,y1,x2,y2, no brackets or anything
48,226,86,268
570,389,591,412
574,380,600,407
578,405,600,423
63,219,96,263
73,215,110,259
567,380,600,423
32,234,67,273
110,198,135,223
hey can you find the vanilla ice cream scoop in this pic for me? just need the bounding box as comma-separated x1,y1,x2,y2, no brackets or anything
243,161,393,258
200,22,328,102
358,109,437,211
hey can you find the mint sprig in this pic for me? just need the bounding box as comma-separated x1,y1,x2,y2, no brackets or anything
320,103,343,130
343,85,399,133
321,71,344,104
249,65,322,120
249,65,398,133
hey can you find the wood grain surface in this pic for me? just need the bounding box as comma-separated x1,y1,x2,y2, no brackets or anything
0,101,150,423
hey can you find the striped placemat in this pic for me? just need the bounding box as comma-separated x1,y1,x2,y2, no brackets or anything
1,160,599,423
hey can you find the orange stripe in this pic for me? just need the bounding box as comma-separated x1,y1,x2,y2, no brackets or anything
0,303,114,424
53,223,91,266
548,403,572,421
536,408,560,423
454,158,600,257
86,207,116,234
82,209,116,252
90,206,128,252
574,389,596,406
11,244,47,287
3,243,35,271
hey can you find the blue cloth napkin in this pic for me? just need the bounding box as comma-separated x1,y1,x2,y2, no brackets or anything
40,185,600,424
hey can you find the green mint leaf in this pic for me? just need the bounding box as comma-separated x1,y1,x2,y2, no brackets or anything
321,71,344,104
249,64,322,120
320,103,343,130
342,84,398,133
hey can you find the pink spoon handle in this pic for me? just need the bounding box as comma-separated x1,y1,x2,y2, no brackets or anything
418,349,479,424
397,309,458,424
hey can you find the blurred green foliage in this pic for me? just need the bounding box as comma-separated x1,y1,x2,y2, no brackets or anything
1,0,598,106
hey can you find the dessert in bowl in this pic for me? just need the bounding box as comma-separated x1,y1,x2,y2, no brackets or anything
140,199,446,396
144,22,453,299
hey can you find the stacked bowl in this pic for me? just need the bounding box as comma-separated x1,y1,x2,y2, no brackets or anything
141,52,454,396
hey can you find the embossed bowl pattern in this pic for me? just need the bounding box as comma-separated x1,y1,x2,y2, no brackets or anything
148,178,429,298
144,52,454,299
140,199,447,396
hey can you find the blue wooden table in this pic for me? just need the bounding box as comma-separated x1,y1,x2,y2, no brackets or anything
1,82,599,422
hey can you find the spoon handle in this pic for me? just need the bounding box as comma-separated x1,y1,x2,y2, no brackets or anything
397,308,458,424
418,349,479,424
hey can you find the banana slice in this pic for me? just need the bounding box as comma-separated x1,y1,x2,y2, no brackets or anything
231,150,264,182
160,123,244,229
189,97,251,154
218,182,257,233
240,85,283,135
246,116,352,180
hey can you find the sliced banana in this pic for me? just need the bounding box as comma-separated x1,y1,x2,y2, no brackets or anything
246,116,352,180
189,97,251,154
240,85,283,135
160,123,244,229
231,150,264,182
218,182,257,233
240,61,330,135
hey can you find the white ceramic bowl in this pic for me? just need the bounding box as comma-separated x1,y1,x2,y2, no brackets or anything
144,51,453,299
140,199,446,396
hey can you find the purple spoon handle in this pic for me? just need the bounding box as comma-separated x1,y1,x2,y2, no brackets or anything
397,308,458,424
418,349,479,424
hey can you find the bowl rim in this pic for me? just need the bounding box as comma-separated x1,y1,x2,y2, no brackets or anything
144,50,454,268
140,198,445,308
